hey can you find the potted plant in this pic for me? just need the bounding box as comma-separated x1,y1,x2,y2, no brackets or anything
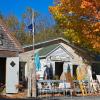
0,83,5,94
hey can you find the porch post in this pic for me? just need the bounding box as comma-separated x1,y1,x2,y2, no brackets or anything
32,62,37,97
27,59,31,97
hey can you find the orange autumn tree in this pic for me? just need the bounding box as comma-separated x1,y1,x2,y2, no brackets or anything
49,0,100,53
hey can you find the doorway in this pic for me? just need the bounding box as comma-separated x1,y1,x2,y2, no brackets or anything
0,58,6,84
19,62,27,89
92,63,100,80
73,65,78,79
55,62,63,79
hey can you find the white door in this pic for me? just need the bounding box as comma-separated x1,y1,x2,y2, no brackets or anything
6,57,19,93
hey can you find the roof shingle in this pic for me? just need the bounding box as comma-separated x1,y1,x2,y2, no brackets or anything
38,44,59,57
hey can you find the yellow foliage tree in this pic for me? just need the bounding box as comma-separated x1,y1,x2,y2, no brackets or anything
49,0,100,53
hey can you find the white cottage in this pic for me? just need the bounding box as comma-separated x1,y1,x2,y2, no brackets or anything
0,19,23,94
19,38,95,81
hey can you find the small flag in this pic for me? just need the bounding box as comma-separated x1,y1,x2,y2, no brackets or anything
28,22,36,34
34,53,41,71
27,11,35,34
28,24,33,30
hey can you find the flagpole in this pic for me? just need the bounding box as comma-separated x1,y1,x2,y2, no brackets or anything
32,10,34,52
32,9,37,98
27,9,37,98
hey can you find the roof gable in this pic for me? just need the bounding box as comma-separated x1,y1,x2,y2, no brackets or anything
23,37,94,60
38,44,59,57
24,37,87,54
38,44,74,59
0,19,23,52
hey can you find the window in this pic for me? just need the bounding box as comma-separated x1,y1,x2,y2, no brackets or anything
0,34,3,45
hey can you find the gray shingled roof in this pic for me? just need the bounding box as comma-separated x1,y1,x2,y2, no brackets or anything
38,44,59,57
0,19,23,52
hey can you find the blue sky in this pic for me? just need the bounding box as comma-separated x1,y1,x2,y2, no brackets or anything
0,0,54,21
